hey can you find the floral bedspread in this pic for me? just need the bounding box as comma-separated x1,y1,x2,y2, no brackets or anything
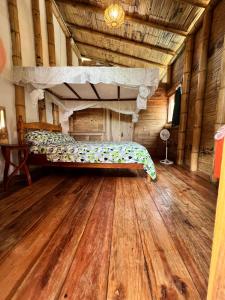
30,141,156,180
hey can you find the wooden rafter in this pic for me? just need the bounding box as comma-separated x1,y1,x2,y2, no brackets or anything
46,89,62,100
52,0,81,60
64,98,136,101
77,42,167,68
64,83,82,99
90,83,101,100
81,56,129,67
68,24,176,57
56,0,188,36
181,0,208,7
46,88,136,101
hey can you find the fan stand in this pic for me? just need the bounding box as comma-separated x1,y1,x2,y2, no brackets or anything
160,140,174,165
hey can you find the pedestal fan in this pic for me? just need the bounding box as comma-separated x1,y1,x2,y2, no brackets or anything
160,129,173,165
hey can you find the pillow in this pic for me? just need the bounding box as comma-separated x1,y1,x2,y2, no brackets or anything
25,130,76,146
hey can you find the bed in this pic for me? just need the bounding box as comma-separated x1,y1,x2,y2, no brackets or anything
18,117,156,181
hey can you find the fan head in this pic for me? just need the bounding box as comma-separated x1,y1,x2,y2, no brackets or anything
160,129,170,141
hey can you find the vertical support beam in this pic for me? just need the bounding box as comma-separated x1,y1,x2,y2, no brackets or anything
211,34,225,181
190,10,211,172
66,37,72,66
177,35,194,165
207,142,225,299
167,64,172,88
7,0,26,128
31,0,43,66
38,100,47,122
214,35,225,133
52,103,59,125
69,115,73,133
45,0,56,66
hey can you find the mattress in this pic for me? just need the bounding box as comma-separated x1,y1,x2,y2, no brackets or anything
29,140,156,180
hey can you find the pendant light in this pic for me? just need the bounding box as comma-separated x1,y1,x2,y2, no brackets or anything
104,3,125,28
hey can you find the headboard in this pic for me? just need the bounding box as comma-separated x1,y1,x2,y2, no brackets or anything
17,116,62,144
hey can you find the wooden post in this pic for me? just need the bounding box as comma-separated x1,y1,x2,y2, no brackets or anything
214,35,225,135
177,35,194,165
31,0,43,66
190,10,211,172
167,65,172,88
66,37,72,66
211,34,225,181
69,116,73,133
52,103,59,125
207,142,225,299
45,0,56,66
7,0,26,125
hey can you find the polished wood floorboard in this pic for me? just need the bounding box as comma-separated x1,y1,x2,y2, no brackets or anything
0,164,217,299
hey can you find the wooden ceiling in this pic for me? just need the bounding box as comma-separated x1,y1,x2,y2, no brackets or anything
55,0,209,77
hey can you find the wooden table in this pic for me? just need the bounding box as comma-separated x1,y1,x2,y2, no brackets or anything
1,144,32,191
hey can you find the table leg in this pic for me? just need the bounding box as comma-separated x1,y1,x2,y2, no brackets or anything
2,148,10,191
22,163,32,186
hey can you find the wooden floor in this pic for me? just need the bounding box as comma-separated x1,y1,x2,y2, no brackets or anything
0,164,217,300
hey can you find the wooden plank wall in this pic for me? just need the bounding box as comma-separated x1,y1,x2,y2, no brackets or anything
167,52,185,162
70,108,106,141
68,88,168,157
133,87,168,157
169,0,225,178
198,0,225,175
171,50,185,87
185,28,202,167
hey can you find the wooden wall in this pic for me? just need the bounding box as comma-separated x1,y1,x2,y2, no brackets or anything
133,87,168,157
68,87,168,157
69,108,134,142
171,50,184,87
69,108,106,141
199,0,225,175
167,52,185,162
169,0,225,179
185,28,202,167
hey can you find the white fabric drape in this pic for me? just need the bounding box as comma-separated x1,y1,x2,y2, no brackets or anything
45,92,140,122
13,66,159,122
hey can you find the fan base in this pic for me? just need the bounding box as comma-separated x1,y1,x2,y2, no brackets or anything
160,159,174,165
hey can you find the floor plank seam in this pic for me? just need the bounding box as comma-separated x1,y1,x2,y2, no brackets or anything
144,179,203,298
54,177,104,300
131,182,154,299
3,177,98,299
105,179,116,300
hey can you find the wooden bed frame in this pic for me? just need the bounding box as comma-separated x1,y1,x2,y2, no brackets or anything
17,117,151,180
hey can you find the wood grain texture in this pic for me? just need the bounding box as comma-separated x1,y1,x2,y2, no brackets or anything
107,177,152,300
58,177,116,300
0,164,216,299
207,142,225,299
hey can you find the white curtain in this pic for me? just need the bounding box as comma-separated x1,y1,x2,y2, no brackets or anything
13,66,159,122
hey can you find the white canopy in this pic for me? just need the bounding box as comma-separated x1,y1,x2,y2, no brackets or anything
13,66,159,122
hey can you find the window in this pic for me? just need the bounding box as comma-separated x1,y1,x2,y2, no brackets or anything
168,94,175,123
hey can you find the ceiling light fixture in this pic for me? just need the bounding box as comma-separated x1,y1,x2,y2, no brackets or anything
104,3,125,28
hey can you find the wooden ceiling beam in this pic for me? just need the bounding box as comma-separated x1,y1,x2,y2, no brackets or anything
46,89,63,100
77,42,167,68
56,0,188,36
68,24,175,57
90,83,101,100
63,98,137,101
81,56,129,68
64,82,82,99
180,0,208,8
